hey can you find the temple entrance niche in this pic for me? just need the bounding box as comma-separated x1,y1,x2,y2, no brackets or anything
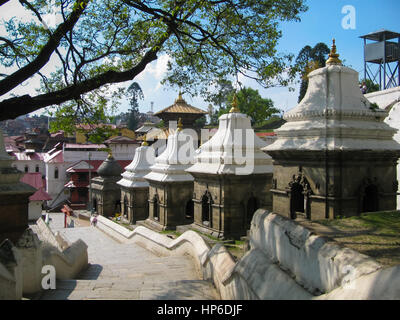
288,172,312,220
201,191,213,227
362,182,379,213
290,183,304,219
115,200,121,214
153,195,160,221
185,200,194,221
246,196,259,229
123,195,128,218
92,197,98,213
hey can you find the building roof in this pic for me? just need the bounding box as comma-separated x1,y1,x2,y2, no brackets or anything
135,122,157,133
66,159,131,173
66,160,104,173
75,123,117,130
20,173,52,201
105,136,138,144
65,143,107,149
255,132,277,137
360,29,400,41
30,187,52,201
155,93,207,116
12,151,45,161
44,149,63,163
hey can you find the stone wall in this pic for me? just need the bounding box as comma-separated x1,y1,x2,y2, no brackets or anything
0,240,23,300
147,180,194,230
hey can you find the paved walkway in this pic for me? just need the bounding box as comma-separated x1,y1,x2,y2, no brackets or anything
40,213,219,300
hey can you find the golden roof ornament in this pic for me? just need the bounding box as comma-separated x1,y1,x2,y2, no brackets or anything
175,90,185,103
229,94,240,113
326,39,342,66
107,149,113,159
177,117,183,131
141,134,149,146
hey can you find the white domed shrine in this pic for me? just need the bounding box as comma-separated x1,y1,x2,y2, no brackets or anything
263,40,400,220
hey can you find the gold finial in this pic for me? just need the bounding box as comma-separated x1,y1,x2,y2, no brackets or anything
177,118,183,131
107,149,113,159
175,90,184,103
326,39,342,66
141,134,149,146
229,94,240,113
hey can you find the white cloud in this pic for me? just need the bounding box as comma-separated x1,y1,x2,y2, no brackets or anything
136,54,170,82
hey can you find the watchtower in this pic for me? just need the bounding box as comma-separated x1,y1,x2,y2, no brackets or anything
360,29,400,90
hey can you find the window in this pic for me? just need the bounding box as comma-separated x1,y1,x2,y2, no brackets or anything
24,165,29,173
35,165,40,173
54,167,59,179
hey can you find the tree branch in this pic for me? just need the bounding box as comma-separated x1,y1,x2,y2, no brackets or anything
0,31,171,121
0,0,88,96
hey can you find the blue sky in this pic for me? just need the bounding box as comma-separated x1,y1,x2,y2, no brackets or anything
122,0,400,115
1,0,400,117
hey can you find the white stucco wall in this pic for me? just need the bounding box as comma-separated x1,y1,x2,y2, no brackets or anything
28,201,43,221
12,159,45,176
45,161,70,207
366,86,400,209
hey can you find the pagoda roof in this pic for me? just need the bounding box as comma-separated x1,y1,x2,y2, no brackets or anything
155,93,207,116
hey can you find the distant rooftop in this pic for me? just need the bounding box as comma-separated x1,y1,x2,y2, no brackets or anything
64,143,107,149
105,136,138,144
155,93,207,116
360,29,400,41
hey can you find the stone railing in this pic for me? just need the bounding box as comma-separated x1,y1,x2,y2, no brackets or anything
35,218,88,280
95,211,400,300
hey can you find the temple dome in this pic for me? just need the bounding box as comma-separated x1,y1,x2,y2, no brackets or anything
117,145,155,188
264,46,400,153
187,111,273,175
97,154,123,177
144,128,197,182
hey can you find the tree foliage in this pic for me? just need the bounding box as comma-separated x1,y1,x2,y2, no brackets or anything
0,0,307,125
218,87,279,125
295,42,330,102
126,81,144,130
360,79,380,94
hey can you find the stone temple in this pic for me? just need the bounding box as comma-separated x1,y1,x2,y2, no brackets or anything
186,98,273,239
0,129,35,243
117,137,155,224
142,121,197,231
263,40,400,220
91,154,123,217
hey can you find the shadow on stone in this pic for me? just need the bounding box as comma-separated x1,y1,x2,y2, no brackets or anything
77,263,103,280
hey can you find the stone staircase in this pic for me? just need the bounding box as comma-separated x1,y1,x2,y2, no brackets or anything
39,224,219,300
